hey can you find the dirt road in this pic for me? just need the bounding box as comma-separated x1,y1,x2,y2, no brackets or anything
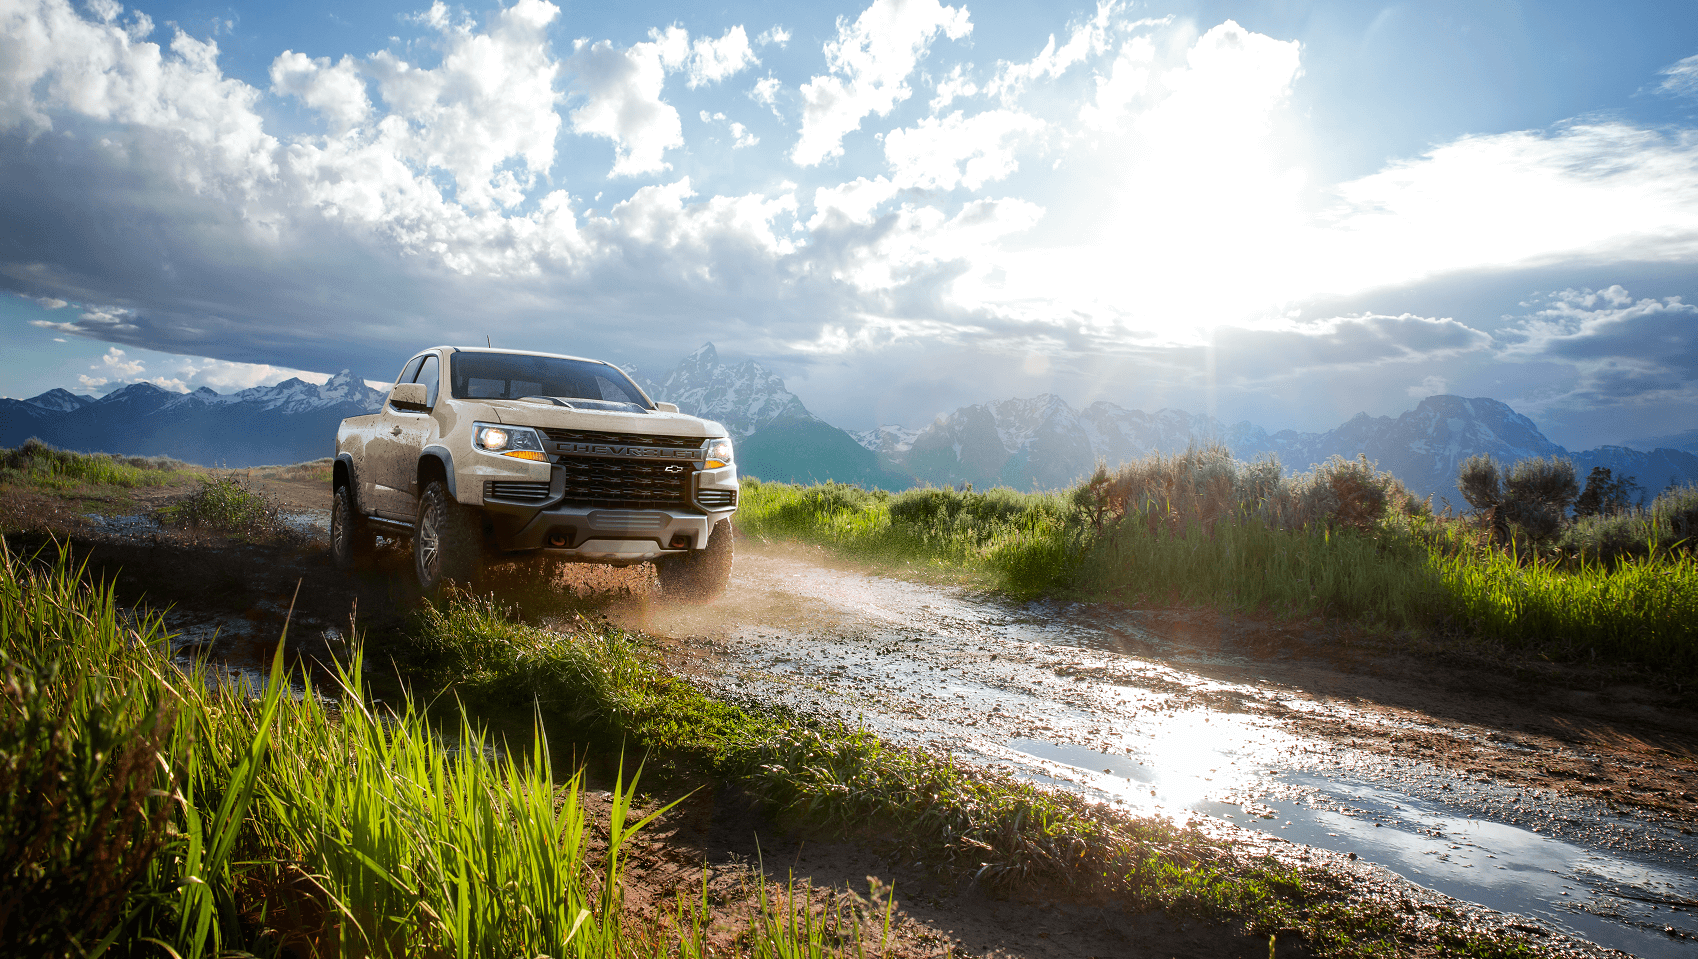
35,482,1698,957
597,542,1698,958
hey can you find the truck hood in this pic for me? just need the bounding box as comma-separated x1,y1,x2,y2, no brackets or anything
477,399,727,439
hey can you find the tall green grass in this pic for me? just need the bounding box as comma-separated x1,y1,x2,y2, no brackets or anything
737,480,1084,596
0,539,889,957
0,438,187,490
740,456,1698,677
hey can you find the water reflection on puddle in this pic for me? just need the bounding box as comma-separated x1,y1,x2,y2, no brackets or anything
643,551,1698,957
1005,734,1698,958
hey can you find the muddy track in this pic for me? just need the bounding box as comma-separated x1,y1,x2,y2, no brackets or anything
14,491,1698,958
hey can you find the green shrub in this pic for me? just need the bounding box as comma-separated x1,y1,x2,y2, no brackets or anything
156,476,279,536
1560,483,1698,565
0,438,186,490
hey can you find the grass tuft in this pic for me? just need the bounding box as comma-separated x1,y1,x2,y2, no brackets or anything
0,438,186,490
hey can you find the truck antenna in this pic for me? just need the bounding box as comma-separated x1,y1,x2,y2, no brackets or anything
486,334,492,348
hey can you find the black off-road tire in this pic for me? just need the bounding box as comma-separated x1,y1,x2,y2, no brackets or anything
655,519,734,602
415,479,481,593
330,483,374,569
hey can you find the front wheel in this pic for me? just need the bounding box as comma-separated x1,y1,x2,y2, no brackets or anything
415,480,480,593
655,519,734,602
330,483,374,569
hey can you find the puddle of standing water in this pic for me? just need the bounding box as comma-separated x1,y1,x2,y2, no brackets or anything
628,548,1698,958
1006,734,1698,958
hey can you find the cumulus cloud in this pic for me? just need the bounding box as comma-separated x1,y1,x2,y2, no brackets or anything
756,26,791,48
687,26,758,88
807,175,897,228
270,51,371,134
884,108,1043,190
568,25,687,177
1499,287,1698,401
791,0,973,166
749,75,783,118
928,64,978,111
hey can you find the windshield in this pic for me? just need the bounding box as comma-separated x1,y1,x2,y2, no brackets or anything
450,352,651,412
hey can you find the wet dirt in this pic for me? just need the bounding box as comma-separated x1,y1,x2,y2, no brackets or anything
18,492,1698,957
604,542,1698,959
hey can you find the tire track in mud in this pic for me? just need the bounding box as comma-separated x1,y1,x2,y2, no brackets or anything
612,543,1698,958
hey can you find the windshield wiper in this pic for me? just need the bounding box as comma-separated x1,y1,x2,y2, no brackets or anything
515,395,576,408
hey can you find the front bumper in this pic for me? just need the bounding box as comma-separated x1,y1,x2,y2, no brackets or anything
496,505,728,563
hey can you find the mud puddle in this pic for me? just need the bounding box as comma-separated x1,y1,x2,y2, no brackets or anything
612,544,1698,957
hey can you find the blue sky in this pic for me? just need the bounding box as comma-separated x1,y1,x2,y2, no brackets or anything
3,0,1697,447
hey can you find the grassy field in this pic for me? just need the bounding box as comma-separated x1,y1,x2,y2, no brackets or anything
0,444,1555,956
2,537,915,957
739,452,1698,679
0,537,1544,958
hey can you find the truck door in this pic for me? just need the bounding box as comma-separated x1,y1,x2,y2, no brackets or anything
371,354,437,519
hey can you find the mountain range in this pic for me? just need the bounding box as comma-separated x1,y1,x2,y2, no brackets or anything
5,343,1693,508
0,372,387,466
638,345,1696,509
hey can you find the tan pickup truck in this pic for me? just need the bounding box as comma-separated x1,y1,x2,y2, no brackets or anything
332,346,737,599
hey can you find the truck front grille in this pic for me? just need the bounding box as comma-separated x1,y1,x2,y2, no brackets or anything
539,427,703,450
558,457,691,509
485,481,552,503
695,488,737,509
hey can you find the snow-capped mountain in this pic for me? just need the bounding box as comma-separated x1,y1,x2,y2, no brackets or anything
637,343,813,439
849,425,920,456
639,344,912,488
877,392,1698,505
0,372,386,466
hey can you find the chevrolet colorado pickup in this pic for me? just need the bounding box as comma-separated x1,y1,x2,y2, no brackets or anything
331,346,737,600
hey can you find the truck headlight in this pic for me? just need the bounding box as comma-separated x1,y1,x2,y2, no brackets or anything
476,423,548,462
705,437,733,469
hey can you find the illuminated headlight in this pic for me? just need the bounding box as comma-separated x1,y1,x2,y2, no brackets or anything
475,423,548,462
704,437,733,470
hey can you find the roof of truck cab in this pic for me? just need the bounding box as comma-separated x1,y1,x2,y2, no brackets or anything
433,346,611,366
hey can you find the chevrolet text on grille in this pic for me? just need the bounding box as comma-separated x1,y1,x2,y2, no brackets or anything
553,442,706,460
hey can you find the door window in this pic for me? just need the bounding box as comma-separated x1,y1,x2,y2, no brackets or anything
415,354,441,408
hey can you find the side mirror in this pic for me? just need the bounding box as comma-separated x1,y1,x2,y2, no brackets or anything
655,401,680,413
389,382,429,411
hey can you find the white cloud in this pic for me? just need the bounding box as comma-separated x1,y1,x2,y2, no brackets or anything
756,26,791,48
270,51,371,134
688,25,758,88
807,175,897,228
83,0,120,23
1658,53,1698,97
791,0,973,166
1316,123,1698,295
1409,375,1447,398
568,25,688,177
749,75,783,118
1078,34,1153,130
928,64,977,111
884,108,1043,190
35,296,69,309
699,110,759,148
986,0,1128,100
